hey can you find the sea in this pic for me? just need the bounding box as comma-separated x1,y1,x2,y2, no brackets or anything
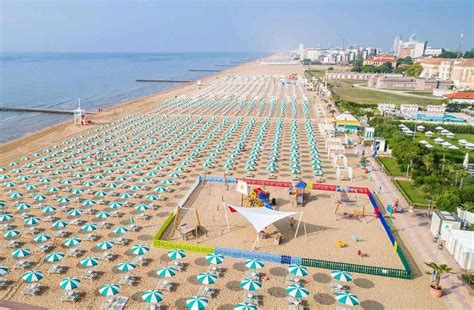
0,52,264,143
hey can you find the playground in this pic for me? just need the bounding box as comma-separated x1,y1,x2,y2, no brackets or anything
166,179,405,270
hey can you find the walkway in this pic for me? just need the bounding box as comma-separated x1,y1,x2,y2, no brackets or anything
368,154,472,309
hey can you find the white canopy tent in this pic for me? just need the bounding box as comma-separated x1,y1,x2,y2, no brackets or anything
226,205,306,249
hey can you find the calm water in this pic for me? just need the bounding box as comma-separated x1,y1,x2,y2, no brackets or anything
0,52,263,142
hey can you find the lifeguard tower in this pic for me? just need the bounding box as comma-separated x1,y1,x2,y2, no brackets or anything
73,99,86,125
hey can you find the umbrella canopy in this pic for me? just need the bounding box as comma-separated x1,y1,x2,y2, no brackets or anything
112,226,128,235
234,303,257,310
331,270,353,282
288,264,308,277
16,202,30,211
60,277,80,290
42,205,56,213
12,248,31,258
240,278,262,291
286,285,310,298
295,181,306,188
45,252,65,262
80,257,100,268
4,229,20,239
97,240,115,251
186,296,208,310
22,270,43,282
99,284,120,296
64,237,81,247
197,272,217,285
68,209,82,217
205,253,224,265
336,291,360,306
142,290,164,304
24,217,40,226
156,266,176,278
96,211,111,220
81,223,97,232
0,214,13,222
131,244,149,255
115,262,137,272
168,249,186,260
0,265,9,276
53,220,68,229
34,233,51,243
244,259,264,270
135,204,150,212
108,201,123,209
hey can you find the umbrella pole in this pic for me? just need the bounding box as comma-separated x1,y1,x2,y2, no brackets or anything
223,202,230,231
294,212,304,239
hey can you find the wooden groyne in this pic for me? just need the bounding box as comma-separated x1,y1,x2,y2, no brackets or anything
136,79,192,83
1,107,75,115
214,64,232,67
188,69,221,72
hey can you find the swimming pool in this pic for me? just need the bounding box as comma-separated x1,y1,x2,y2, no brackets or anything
415,113,464,123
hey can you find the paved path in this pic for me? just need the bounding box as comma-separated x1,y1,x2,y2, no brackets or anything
368,154,472,309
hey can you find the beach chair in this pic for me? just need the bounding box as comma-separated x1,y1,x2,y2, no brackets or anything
157,280,172,291
147,303,161,310
0,278,9,288
85,234,99,241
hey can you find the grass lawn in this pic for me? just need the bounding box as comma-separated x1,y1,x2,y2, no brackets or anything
395,180,430,208
378,157,404,176
413,132,474,150
403,91,436,97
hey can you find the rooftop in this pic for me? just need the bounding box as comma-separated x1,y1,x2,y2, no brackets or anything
443,92,474,100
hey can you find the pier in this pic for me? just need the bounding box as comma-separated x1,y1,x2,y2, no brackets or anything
188,69,221,72
136,79,192,83
0,107,91,115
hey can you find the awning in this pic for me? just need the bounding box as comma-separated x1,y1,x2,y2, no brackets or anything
228,205,299,232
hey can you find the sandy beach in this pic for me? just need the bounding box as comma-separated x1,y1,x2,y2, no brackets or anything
0,56,446,309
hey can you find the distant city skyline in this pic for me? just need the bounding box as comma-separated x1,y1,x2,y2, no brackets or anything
1,0,472,53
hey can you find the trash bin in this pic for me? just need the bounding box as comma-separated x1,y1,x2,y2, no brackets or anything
271,198,276,205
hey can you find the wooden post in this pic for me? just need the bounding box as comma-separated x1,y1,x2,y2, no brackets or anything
294,212,304,239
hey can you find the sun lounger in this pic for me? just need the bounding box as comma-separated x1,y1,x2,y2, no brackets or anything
0,278,9,288
136,213,150,220
132,256,149,266
147,303,161,310
67,248,82,257
60,290,80,302
23,283,41,295
5,240,21,249
85,234,99,241
243,293,260,305
56,230,70,238
102,252,116,261
81,269,99,280
157,280,173,291
14,260,32,269
119,275,137,286
48,264,66,274
198,285,215,298
288,304,304,310
38,244,53,253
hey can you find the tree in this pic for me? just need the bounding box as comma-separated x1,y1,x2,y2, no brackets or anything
351,59,363,72
438,50,459,58
434,189,461,212
405,63,423,77
425,262,453,289
464,49,474,58
397,56,413,65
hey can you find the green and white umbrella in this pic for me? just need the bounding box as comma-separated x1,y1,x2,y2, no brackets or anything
64,237,81,247
108,201,122,209
336,291,360,306
0,214,13,222
115,262,136,272
33,194,47,201
0,265,9,276
161,179,173,185
234,302,257,310
168,249,186,260
288,264,308,277
45,252,65,262
286,285,310,298
48,186,59,192
119,192,132,199
82,200,96,207
97,240,115,250
16,202,30,211
146,194,159,201
81,223,97,232
331,270,352,282
24,217,40,226
53,220,68,229
57,197,71,203
135,204,149,212
4,229,20,239
60,277,80,290
156,266,176,278
68,209,82,217
142,290,164,303
42,206,56,214
155,186,167,193
39,177,51,183
197,272,217,285
99,283,120,296
240,278,262,291
112,226,128,235
96,211,110,220
186,296,208,310
95,191,108,197
22,270,43,282
131,244,149,255
33,233,51,243
10,192,23,199
80,257,100,268
3,181,15,188
61,179,72,184
71,188,83,195
205,253,224,265
244,259,264,270
12,248,31,258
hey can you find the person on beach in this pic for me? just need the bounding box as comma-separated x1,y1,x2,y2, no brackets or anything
289,217,296,230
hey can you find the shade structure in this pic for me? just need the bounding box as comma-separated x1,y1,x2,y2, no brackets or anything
331,270,353,282
4,229,20,239
24,217,40,226
97,241,115,251
142,290,164,303
0,214,13,222
135,204,150,212
234,303,257,310
197,272,217,285
205,253,224,265
81,223,97,232
113,227,128,235
244,259,264,270
168,249,186,260
33,233,51,243
64,237,81,247
240,278,262,291
60,277,80,290
80,257,100,268
108,201,123,209
96,211,111,220
45,252,65,262
286,285,310,298
288,264,308,277
336,291,360,306
53,220,68,229
68,209,82,217
227,205,298,233
22,270,43,282
116,262,137,272
186,296,208,310
156,266,176,278
131,244,149,255
12,248,31,258
0,265,9,276
99,284,120,296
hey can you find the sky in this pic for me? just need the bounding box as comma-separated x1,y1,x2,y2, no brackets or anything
0,0,472,53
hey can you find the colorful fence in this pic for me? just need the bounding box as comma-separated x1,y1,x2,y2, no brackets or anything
151,176,412,279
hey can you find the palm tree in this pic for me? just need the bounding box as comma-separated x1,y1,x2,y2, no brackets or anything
425,262,454,289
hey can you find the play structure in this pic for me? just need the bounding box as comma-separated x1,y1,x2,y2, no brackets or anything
243,188,272,209
333,185,366,219
291,180,310,207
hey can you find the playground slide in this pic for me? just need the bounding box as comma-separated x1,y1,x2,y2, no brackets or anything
297,194,303,205
260,197,273,210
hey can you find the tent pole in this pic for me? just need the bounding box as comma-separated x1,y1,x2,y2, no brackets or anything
304,221,307,242
223,203,230,231
294,212,304,239
252,235,259,251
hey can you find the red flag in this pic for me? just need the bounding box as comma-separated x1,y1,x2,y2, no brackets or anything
228,206,237,213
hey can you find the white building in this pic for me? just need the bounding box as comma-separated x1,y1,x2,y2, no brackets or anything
425,47,443,56
393,34,427,58
426,105,446,114
400,104,419,115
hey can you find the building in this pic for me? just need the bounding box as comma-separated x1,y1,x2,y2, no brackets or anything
333,111,360,132
400,104,419,115
368,75,451,91
426,105,446,114
298,43,304,58
363,55,397,67
378,103,397,114
326,72,402,80
393,34,427,58
443,91,474,104
425,47,444,56
419,58,474,89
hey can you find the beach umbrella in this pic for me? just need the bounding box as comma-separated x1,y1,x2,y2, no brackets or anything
146,194,159,201
64,237,81,247
0,214,13,222
57,197,71,203
156,266,176,278
4,229,20,239
169,172,180,178
0,266,9,277
82,200,96,207
97,240,115,251
205,253,224,265
39,177,51,183
142,290,164,304
168,249,186,260
95,191,107,197
73,173,84,178
19,176,30,181
45,252,65,262
16,202,30,211
240,278,262,291
96,211,110,220
244,259,264,270
60,277,80,290
48,186,59,192
99,284,120,296
0,174,9,179
186,296,208,310
3,181,15,188
155,186,167,193
286,285,310,298
68,209,82,217
197,272,217,285
115,262,136,272
42,205,56,213
108,201,123,209
336,291,360,306
288,264,308,277
61,179,72,185
331,270,352,282
71,188,83,195
131,244,149,255
10,192,23,199
34,233,51,243
53,220,68,229
24,217,40,226
119,192,132,199
113,226,128,235
135,204,149,212
234,303,257,310
83,182,95,187
22,270,43,283
80,257,100,268
129,185,141,191
12,248,31,258
82,223,97,232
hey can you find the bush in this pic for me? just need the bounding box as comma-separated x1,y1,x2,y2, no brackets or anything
435,189,462,212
